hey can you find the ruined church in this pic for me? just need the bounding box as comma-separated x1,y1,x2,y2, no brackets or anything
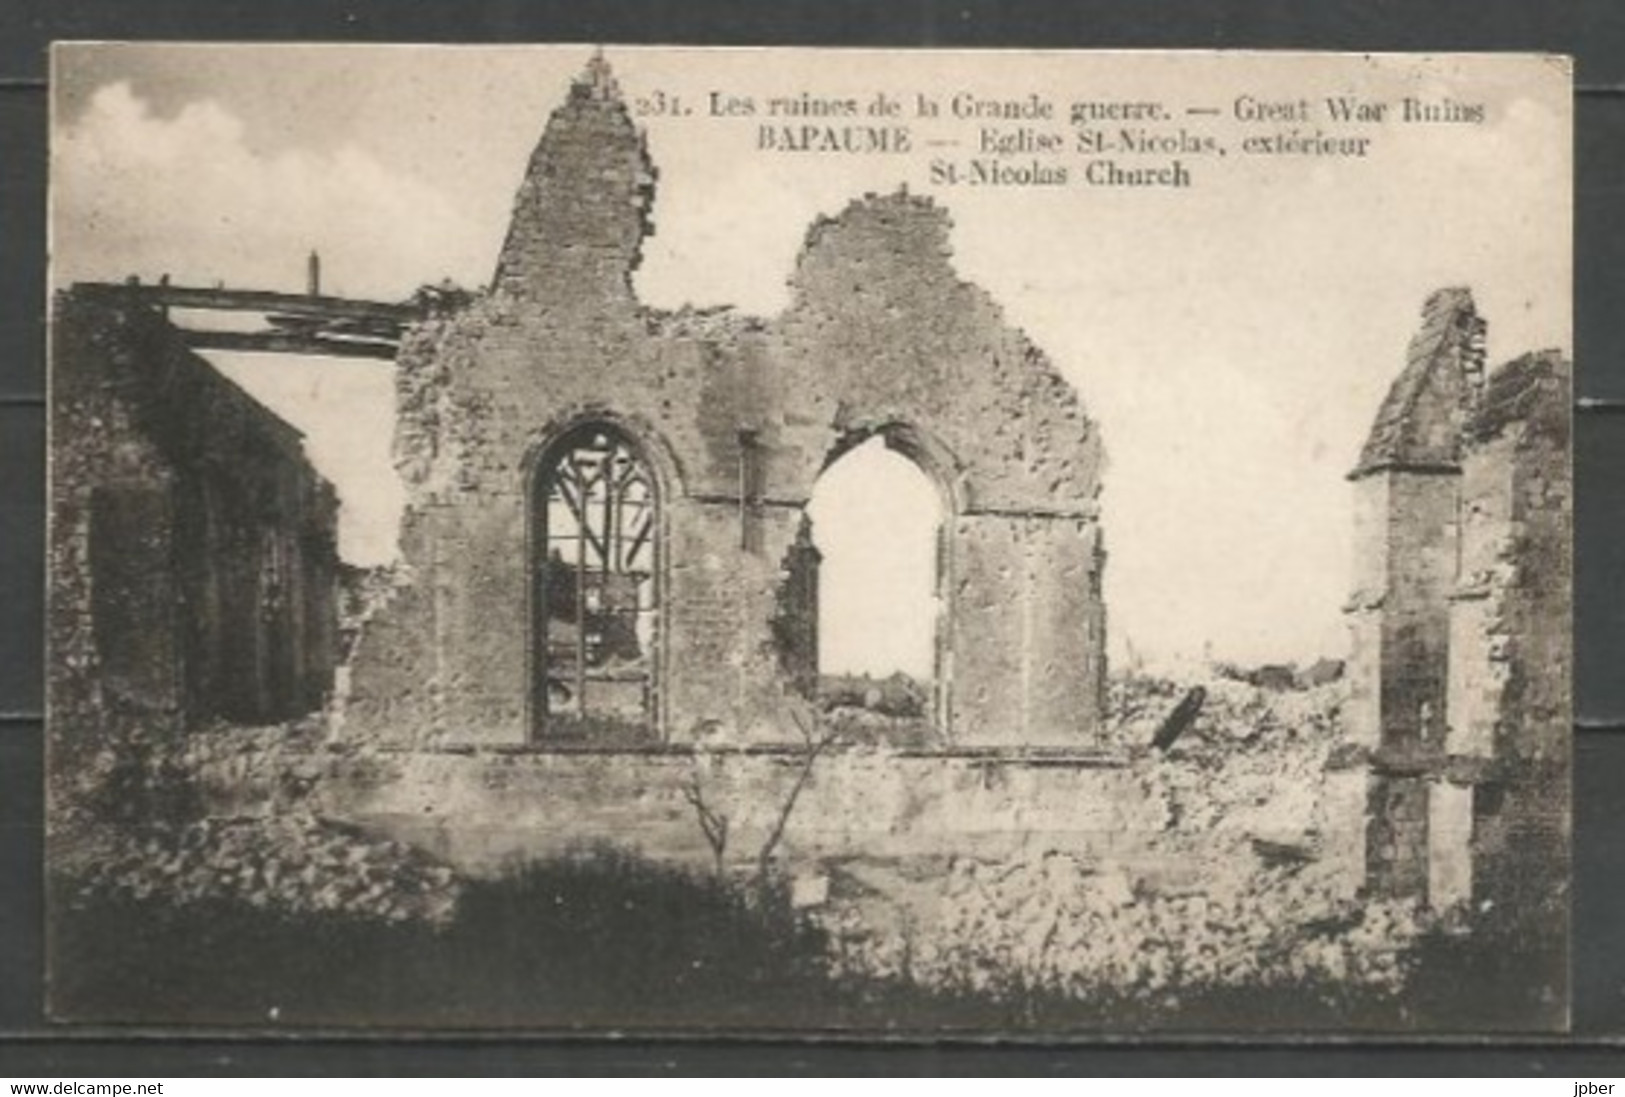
342,55,1109,751
50,57,1567,924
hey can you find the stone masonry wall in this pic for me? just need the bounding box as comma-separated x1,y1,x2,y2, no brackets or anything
185,727,1151,880
1347,287,1569,922
345,59,1106,750
1346,287,1485,760
290,749,1147,877
1345,289,1482,901
50,289,340,823
1447,350,1571,923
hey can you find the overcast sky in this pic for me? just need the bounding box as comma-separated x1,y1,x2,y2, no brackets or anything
50,46,1570,672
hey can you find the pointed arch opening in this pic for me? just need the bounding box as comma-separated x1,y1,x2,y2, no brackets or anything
529,420,662,744
806,429,952,740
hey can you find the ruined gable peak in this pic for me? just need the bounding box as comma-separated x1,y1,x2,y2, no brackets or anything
788,189,957,304
575,49,620,102
1351,286,1487,478
492,53,656,302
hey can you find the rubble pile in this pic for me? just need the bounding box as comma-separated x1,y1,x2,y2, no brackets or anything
823,851,1426,998
820,668,1431,1000
1110,674,1346,838
54,711,465,928
63,815,463,927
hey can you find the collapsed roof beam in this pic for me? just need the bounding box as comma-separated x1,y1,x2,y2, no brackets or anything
78,282,422,325
73,280,436,361
179,328,402,360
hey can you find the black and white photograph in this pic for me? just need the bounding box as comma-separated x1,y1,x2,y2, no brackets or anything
45,44,1573,1033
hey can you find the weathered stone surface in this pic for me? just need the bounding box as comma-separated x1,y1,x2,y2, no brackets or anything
196,742,1142,877
1352,286,1486,477
1448,350,1571,925
50,289,340,827
1346,287,1484,762
1346,289,1570,928
345,59,1107,749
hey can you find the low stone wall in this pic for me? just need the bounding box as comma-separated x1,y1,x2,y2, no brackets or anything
193,672,1370,891
192,754,1371,910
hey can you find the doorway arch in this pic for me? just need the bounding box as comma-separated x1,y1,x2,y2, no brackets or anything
807,425,957,733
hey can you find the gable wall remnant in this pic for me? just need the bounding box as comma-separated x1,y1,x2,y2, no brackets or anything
344,59,1107,750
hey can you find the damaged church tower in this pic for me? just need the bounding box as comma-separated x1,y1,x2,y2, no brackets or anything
1345,288,1570,930
343,55,1108,751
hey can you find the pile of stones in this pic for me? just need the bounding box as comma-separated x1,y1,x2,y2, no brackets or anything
824,849,1427,999
819,672,1430,1001
63,814,462,926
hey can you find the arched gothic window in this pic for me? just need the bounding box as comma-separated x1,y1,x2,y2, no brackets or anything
531,422,660,742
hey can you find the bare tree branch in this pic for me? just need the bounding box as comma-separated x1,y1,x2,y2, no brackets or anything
681,775,729,878
754,708,839,888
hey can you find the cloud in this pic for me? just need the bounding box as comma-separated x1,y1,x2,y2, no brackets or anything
51,83,458,566
52,82,488,298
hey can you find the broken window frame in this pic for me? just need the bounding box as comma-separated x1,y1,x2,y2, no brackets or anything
529,420,662,745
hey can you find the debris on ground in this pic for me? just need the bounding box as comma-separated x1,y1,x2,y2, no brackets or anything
61,814,463,927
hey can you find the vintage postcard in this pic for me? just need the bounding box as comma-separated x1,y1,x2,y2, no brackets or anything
46,45,1572,1032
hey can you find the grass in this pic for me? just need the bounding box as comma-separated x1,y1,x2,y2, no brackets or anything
48,848,1562,1034
52,848,842,1030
